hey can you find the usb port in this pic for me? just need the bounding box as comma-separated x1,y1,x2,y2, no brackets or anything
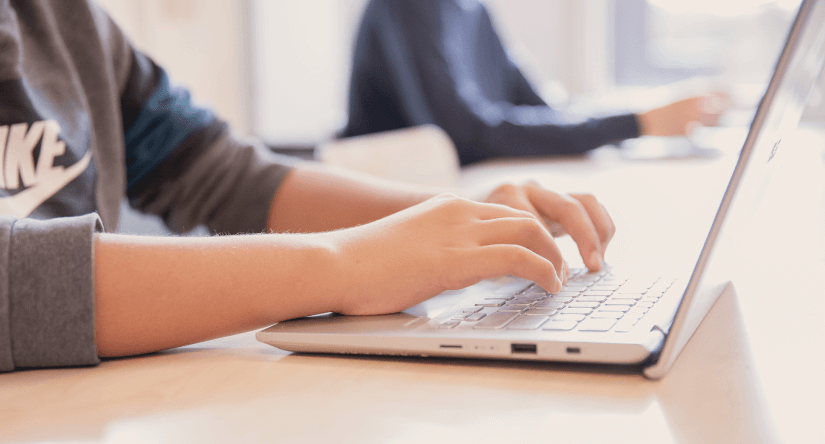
566,347,581,354
511,343,537,354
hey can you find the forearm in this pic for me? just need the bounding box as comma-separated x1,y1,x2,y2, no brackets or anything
93,232,340,357
267,163,454,233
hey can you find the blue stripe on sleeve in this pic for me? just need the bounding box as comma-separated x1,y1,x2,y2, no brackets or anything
124,71,215,193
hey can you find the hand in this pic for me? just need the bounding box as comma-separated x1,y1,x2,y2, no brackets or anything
325,194,567,315
482,181,614,273
637,93,729,137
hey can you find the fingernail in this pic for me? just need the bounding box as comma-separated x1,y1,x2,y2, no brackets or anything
554,274,563,293
588,251,603,270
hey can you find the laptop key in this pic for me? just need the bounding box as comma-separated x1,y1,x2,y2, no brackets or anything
440,319,461,329
473,312,520,329
560,286,588,292
583,291,613,296
610,294,644,300
543,320,578,331
512,297,544,304
577,318,617,331
603,299,635,306
485,296,515,301
506,315,550,330
561,307,593,315
576,296,608,302
498,307,528,313
520,286,548,295
464,313,487,322
551,292,580,297
590,311,624,319
618,287,650,294
598,306,631,312
503,302,533,309
475,300,507,307
613,320,637,332
591,285,621,291
534,301,566,309
525,308,558,316
568,302,600,309
549,296,575,303
550,314,586,322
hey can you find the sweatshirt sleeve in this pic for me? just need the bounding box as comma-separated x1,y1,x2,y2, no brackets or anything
110,23,296,235
0,213,103,372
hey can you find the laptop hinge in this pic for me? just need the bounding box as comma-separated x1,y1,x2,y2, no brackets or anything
651,322,672,335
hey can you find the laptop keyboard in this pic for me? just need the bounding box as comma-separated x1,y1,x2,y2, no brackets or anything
439,268,676,333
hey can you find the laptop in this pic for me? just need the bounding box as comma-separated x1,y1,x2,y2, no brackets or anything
258,0,825,379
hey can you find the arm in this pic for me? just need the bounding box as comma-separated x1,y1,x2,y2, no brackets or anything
92,2,610,360
95,163,615,357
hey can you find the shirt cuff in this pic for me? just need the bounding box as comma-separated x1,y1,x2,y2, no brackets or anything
0,213,104,371
597,113,642,144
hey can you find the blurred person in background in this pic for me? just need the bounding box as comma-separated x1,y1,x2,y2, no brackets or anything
342,0,727,165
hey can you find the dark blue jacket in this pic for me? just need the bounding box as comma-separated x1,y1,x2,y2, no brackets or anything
343,0,640,165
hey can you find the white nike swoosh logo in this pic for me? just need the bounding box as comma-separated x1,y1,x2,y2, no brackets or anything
0,151,93,218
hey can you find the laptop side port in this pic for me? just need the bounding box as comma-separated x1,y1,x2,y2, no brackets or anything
511,343,537,354
566,347,581,354
439,344,462,349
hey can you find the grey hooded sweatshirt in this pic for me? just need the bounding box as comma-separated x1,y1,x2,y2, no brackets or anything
0,0,295,371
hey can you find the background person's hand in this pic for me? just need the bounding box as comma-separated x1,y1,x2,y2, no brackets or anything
637,92,729,137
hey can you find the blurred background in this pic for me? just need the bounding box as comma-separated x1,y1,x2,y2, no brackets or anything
95,0,822,233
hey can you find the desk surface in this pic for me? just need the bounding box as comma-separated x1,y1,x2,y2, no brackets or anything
3,131,825,444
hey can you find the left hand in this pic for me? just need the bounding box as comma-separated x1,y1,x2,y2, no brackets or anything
482,181,615,274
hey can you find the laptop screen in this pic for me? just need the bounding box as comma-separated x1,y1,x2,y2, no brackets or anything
645,0,825,378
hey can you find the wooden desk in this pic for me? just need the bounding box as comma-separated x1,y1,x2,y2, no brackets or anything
2,131,824,443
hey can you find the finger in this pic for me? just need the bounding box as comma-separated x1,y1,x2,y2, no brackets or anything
485,185,567,237
562,260,570,284
475,217,564,281
569,193,615,252
526,186,604,271
478,184,541,221
598,203,615,246
473,244,561,293
466,199,536,221
542,217,567,237
431,194,535,222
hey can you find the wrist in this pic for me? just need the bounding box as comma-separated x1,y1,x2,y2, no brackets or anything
636,111,652,136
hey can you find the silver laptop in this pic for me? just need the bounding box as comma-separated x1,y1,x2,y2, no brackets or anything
258,0,825,379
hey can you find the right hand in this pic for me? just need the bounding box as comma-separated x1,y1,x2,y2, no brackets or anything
638,93,729,137
324,193,579,316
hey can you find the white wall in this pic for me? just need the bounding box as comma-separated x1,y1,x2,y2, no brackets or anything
95,0,253,135
96,0,611,145
249,0,367,144
487,0,612,98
